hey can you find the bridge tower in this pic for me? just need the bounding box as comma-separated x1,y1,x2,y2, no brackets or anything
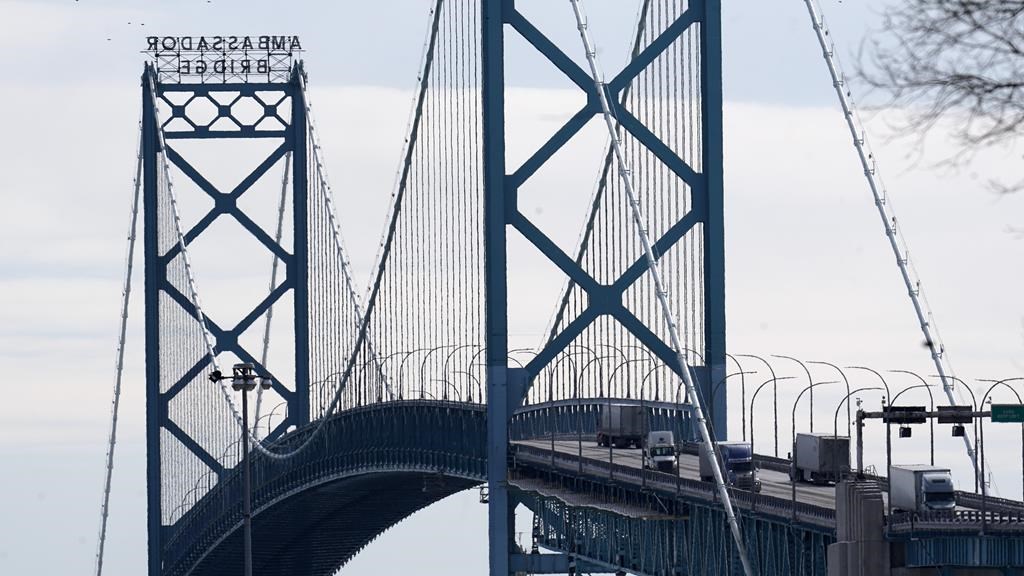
140,55,313,574
481,0,727,573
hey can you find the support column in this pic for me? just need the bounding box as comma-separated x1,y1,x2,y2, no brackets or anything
701,0,728,439
142,67,163,576
482,1,512,575
290,69,311,426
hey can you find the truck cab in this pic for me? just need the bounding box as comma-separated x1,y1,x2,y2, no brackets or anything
890,465,956,514
643,431,678,472
699,441,762,492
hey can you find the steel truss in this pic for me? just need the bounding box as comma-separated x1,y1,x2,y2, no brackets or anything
515,476,833,576
483,1,727,573
142,63,311,575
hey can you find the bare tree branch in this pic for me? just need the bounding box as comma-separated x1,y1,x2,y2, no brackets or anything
860,0,1024,192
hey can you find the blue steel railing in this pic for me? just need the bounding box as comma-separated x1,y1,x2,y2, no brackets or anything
510,398,694,444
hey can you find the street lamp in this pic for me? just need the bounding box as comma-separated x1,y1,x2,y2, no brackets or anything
209,362,270,576
980,378,1024,504
454,370,481,403
709,371,756,440
725,354,748,441
431,378,462,401
737,354,781,456
809,360,852,439
605,358,650,477
774,355,815,432
749,376,796,462
576,355,615,475
790,380,838,515
833,387,883,479
889,381,935,465
931,374,981,493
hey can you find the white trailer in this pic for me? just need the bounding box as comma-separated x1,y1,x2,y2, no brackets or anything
890,465,956,514
791,432,850,484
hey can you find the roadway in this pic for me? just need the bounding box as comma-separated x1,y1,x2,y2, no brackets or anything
515,438,850,511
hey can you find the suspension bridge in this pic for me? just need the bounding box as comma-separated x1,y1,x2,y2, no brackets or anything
93,1,1024,575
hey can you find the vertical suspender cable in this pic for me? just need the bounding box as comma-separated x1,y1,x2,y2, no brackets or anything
94,126,144,576
567,2,754,574
801,0,983,490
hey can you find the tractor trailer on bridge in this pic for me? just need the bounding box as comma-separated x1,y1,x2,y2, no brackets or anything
643,431,678,472
597,404,646,448
699,441,761,492
890,465,956,514
790,432,850,484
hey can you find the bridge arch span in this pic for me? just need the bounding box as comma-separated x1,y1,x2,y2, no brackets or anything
164,401,486,576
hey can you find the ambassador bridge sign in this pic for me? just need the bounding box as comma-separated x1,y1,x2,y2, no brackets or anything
144,35,303,83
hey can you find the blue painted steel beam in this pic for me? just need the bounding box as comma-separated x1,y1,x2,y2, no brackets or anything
290,67,311,427
142,65,163,576
482,2,512,575
701,0,728,438
144,65,313,574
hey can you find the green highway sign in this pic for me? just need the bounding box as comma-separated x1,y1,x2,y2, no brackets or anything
991,404,1024,423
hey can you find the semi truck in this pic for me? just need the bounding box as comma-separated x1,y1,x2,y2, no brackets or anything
790,432,850,484
597,404,646,448
699,441,761,492
643,431,678,472
890,465,956,514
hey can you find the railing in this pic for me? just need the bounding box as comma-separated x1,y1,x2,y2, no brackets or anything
511,443,837,529
888,509,1024,534
681,442,1024,517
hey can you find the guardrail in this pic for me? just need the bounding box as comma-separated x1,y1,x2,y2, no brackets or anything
888,509,1024,534
511,443,836,529
678,442,1024,515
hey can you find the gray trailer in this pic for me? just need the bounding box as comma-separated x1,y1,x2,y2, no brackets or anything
597,404,646,448
890,465,956,514
790,432,850,484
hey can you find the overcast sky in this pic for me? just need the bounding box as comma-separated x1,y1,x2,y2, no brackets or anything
2,1,1023,575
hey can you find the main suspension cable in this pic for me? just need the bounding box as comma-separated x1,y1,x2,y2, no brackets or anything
94,121,144,576
801,0,984,491
566,2,754,574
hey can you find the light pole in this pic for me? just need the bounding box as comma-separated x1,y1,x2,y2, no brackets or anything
209,363,270,576
431,378,463,401
890,370,936,466
980,378,1024,503
738,354,780,456
932,374,980,493
397,347,433,398
709,370,755,441
577,355,615,475
889,381,935,466
790,380,838,515
810,360,852,439
833,387,883,480
774,355,815,431
605,358,650,476
454,370,481,403
725,354,748,441
749,376,796,461
547,353,580,472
